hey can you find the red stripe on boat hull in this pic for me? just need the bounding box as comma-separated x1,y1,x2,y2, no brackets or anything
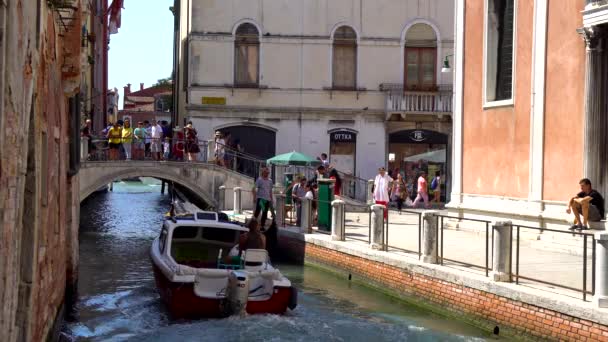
152,263,292,318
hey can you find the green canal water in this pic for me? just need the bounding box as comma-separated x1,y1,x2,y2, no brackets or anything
64,179,501,341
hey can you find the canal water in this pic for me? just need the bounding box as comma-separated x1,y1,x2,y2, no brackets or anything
65,179,499,341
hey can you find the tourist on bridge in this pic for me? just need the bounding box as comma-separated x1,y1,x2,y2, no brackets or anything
185,122,200,161
106,122,122,161
372,167,393,219
121,119,133,160
133,122,146,160
150,120,163,161
143,120,152,159
214,131,226,167
253,167,274,228
172,126,184,161
567,178,605,230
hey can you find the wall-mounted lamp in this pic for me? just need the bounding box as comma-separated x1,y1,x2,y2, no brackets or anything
388,153,396,162
441,54,454,73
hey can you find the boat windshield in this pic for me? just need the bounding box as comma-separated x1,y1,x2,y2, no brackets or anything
170,225,242,268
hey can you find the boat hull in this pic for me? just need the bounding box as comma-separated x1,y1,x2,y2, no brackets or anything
152,263,293,318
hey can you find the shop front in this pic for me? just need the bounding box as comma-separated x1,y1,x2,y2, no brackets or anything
388,129,448,201
329,129,357,176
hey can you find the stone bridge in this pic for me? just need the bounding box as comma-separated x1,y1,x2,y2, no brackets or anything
79,161,256,210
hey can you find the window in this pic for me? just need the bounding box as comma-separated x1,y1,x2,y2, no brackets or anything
173,226,199,239
404,23,437,91
234,23,260,87
332,26,357,90
405,48,436,90
485,0,515,103
202,227,238,243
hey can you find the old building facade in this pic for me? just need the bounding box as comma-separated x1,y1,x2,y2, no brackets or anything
174,0,454,180
0,1,87,341
119,82,173,124
449,0,608,226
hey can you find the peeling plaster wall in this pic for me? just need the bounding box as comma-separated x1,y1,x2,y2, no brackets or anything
0,1,82,341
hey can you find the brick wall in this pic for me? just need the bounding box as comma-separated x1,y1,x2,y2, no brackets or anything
279,236,608,342
0,2,82,342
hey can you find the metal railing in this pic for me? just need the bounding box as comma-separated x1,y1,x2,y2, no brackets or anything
304,204,597,302
435,214,493,277
512,225,595,301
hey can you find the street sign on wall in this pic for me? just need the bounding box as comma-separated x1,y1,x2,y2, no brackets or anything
202,97,226,105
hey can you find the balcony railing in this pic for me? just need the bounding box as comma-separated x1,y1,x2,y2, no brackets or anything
381,84,452,116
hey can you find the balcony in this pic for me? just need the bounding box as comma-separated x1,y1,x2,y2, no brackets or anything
584,0,608,26
380,83,452,119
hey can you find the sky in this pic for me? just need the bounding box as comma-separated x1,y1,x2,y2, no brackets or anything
108,0,174,109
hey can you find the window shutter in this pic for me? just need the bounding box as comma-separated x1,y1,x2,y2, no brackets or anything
333,44,356,89
495,0,514,100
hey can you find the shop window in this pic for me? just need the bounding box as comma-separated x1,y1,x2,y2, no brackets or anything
405,48,436,91
234,23,260,87
332,26,357,90
485,0,515,103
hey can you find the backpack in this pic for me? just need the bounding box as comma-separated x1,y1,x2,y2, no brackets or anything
431,177,438,190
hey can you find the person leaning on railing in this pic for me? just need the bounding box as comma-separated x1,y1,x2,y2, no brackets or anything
121,119,133,161
133,122,146,160
106,122,122,161
185,122,200,161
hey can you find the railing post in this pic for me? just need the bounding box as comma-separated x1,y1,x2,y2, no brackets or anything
80,136,89,161
207,140,215,163
218,185,226,211
370,204,385,250
366,179,374,205
421,211,439,264
331,199,345,241
275,194,286,227
301,198,312,234
233,187,242,215
594,232,608,308
491,221,513,282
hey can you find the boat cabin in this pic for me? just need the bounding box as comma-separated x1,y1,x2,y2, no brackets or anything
159,212,249,269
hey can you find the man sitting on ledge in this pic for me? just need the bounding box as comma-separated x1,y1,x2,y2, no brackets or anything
567,178,605,230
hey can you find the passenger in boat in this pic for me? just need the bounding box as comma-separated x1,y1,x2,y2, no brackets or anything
225,218,266,266
239,218,266,253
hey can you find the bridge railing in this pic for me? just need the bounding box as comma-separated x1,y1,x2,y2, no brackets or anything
81,136,272,180
81,136,369,204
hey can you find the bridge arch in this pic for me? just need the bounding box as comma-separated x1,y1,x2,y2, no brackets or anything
79,161,255,210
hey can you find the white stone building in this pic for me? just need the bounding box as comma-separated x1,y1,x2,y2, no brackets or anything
174,0,454,181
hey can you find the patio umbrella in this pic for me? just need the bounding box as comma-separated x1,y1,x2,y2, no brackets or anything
266,151,321,166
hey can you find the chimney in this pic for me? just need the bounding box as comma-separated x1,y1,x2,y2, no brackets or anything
140,83,144,91
124,83,131,96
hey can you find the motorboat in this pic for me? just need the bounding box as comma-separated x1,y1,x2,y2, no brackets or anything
150,207,297,318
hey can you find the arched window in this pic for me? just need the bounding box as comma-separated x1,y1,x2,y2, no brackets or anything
234,23,260,87
332,26,357,90
404,23,437,91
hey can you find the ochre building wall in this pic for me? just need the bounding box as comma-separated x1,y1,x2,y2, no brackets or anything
542,0,586,202
462,0,534,198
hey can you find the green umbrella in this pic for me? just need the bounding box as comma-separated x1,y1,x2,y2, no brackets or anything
266,151,322,166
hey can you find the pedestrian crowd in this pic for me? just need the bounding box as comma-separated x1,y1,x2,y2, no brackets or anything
82,119,203,162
